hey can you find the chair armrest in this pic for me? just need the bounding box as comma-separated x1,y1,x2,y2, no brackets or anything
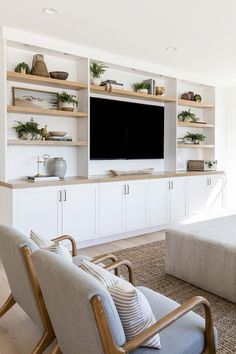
123,296,216,353
51,235,77,257
91,254,120,276
104,260,136,286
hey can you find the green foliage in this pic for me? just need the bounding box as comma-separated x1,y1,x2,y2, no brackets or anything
90,61,107,78
56,91,78,105
14,62,31,74
133,81,150,91
178,109,196,121
14,118,40,139
184,132,206,144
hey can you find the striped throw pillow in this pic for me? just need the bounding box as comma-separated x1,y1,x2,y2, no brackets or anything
80,260,161,349
30,231,72,263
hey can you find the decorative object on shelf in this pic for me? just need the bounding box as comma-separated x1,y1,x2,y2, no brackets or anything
90,61,107,86
14,118,40,140
56,91,78,111
35,154,49,177
181,91,195,101
49,131,67,137
41,125,48,141
100,80,124,90
143,79,155,94
187,160,217,171
12,87,57,110
31,54,49,77
47,135,72,142
133,81,150,94
183,132,206,145
14,62,30,75
194,94,202,103
49,71,69,80
50,157,67,178
109,168,154,176
178,109,196,122
156,86,165,96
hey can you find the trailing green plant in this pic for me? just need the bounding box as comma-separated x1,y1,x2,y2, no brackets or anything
178,109,196,122
90,61,107,78
14,118,40,139
184,132,206,144
56,91,78,105
133,81,150,91
14,62,31,74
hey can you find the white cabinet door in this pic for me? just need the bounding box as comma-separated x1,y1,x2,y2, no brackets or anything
205,176,224,214
62,184,97,242
148,179,169,226
98,182,125,236
188,176,207,217
125,180,147,231
17,187,61,239
169,178,187,223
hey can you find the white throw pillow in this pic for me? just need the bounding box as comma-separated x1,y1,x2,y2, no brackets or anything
80,260,161,349
30,231,73,263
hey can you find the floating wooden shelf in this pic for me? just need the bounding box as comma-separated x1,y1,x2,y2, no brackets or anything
90,85,176,103
7,105,87,118
7,71,88,91
178,122,215,128
178,99,214,108
8,140,87,146
178,143,215,149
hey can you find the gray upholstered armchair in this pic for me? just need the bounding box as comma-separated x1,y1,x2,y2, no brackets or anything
32,249,217,354
0,225,118,353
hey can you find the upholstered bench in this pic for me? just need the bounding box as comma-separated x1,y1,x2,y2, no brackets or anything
166,215,236,303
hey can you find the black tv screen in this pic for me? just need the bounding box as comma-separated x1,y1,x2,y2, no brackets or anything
90,97,164,160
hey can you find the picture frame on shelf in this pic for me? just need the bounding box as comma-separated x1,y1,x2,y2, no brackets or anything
12,87,58,110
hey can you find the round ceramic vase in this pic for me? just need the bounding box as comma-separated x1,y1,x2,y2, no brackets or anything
51,157,67,178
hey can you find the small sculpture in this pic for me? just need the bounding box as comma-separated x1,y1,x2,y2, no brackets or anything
41,125,48,141
31,54,49,77
35,154,49,177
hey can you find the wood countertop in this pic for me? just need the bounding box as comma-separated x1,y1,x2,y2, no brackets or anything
0,171,225,189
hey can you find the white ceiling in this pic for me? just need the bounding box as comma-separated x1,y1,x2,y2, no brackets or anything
1,0,236,85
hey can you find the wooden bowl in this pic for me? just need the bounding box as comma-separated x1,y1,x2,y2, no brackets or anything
49,131,67,137
49,71,69,80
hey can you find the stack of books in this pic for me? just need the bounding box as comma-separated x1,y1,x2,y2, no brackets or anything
100,80,124,90
47,136,72,142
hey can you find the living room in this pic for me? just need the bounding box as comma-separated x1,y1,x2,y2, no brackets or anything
0,1,235,354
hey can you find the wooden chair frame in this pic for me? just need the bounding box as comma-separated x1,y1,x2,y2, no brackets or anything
0,234,118,354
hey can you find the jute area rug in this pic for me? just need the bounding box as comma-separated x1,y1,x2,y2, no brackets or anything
113,240,236,354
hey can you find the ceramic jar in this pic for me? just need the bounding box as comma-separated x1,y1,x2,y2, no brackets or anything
51,157,67,178
92,77,102,86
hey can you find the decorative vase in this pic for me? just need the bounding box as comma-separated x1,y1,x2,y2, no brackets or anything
60,102,75,112
137,88,148,94
183,116,191,122
156,86,165,96
92,77,101,86
31,54,49,77
51,157,67,178
21,132,33,140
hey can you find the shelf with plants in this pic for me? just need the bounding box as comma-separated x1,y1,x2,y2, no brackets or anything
7,140,87,146
178,99,214,108
178,143,215,149
177,122,214,128
7,105,87,118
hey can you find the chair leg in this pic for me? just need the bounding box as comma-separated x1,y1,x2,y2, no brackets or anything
0,293,16,318
32,331,55,354
50,344,61,354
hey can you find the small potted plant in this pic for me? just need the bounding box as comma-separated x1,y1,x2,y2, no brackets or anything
56,91,78,112
184,132,206,145
178,109,196,122
133,82,150,94
14,118,40,140
90,61,107,86
14,62,31,75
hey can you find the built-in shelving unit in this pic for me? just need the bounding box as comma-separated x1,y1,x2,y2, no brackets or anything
178,99,214,108
177,122,214,128
178,144,215,149
7,105,87,118
8,140,87,146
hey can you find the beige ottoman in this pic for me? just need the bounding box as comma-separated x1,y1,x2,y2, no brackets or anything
166,215,236,303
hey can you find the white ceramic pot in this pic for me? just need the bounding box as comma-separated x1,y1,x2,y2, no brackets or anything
60,102,75,112
92,77,101,86
51,157,67,178
137,88,148,94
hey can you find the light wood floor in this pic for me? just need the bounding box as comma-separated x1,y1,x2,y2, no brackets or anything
0,231,165,354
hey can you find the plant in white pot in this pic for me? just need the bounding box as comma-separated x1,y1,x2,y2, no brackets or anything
90,61,107,86
14,118,40,140
133,81,150,94
56,91,78,112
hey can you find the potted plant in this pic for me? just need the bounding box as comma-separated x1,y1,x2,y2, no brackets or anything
90,61,107,86
133,82,150,94
14,118,40,140
14,62,31,75
56,91,78,112
184,132,206,144
178,109,196,122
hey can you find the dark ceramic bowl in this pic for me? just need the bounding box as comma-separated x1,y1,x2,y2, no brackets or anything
49,71,69,80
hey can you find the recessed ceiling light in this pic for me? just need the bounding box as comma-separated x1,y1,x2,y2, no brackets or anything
42,7,58,15
166,47,178,52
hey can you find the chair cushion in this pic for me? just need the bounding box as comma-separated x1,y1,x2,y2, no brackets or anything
130,287,218,354
72,254,92,266
81,260,161,348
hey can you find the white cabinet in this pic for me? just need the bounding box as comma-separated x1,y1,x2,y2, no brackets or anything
169,178,187,223
98,182,124,236
148,179,169,226
62,184,97,241
17,186,61,239
188,176,207,216
205,175,224,214
125,180,147,231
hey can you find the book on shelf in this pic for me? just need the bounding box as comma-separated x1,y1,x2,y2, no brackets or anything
143,79,155,95
101,80,124,86
27,176,60,182
47,136,73,141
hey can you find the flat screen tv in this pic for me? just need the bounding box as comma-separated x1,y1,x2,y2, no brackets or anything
90,97,164,160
